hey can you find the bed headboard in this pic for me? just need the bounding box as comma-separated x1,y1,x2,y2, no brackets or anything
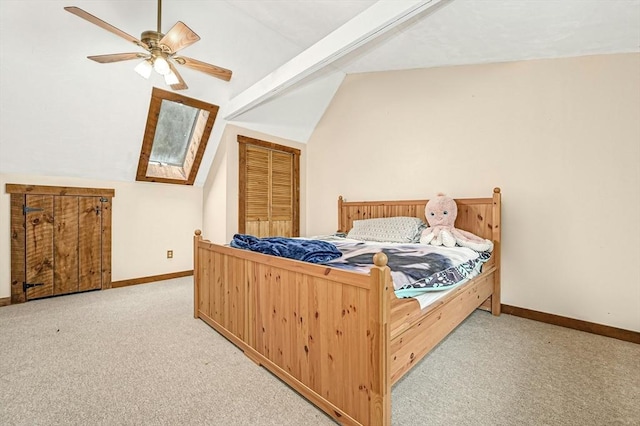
337,188,501,244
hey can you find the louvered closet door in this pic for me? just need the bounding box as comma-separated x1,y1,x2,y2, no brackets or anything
239,136,300,238
245,145,271,237
270,150,294,236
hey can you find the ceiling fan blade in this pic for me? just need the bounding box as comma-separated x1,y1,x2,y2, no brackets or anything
160,21,200,53
87,53,146,63
175,56,232,81
168,62,188,90
64,6,150,50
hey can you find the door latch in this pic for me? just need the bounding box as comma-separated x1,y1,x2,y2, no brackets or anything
23,282,44,292
23,205,44,215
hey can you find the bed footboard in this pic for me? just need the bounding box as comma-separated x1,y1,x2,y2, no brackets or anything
194,232,392,426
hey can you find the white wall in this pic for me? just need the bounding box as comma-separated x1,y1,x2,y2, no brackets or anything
202,124,306,244
0,173,202,298
306,53,640,332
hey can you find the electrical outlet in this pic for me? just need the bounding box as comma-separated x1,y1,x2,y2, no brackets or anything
167,250,173,259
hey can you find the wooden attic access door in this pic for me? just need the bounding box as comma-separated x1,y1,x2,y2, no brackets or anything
238,135,300,237
7,184,114,303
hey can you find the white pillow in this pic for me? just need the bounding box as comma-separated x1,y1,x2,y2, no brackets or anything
347,216,425,243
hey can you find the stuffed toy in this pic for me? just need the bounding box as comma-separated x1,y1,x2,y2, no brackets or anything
419,193,493,252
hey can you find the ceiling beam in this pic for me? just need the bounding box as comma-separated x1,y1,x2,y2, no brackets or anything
224,0,447,120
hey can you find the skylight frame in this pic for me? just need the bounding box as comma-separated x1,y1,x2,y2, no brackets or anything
136,87,219,185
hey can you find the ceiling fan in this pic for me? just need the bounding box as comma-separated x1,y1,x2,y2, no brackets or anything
64,0,232,90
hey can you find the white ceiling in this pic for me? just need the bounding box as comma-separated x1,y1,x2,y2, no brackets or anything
224,1,378,53
339,0,640,73
0,0,638,185
228,0,640,75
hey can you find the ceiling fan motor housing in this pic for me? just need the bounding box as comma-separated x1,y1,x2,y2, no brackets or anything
141,30,167,52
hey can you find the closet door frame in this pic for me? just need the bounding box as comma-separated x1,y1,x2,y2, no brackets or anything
238,135,300,237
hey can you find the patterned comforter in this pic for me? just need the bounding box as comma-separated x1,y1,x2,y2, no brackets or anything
318,236,491,297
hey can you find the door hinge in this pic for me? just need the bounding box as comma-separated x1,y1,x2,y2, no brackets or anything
23,282,44,292
23,205,44,215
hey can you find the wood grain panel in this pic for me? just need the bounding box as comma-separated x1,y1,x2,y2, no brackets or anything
6,184,114,197
255,263,271,359
389,273,493,384
25,195,54,300
78,197,102,291
245,221,270,237
338,192,499,243
454,203,492,241
197,252,247,340
291,271,306,380
211,251,224,325
252,269,373,424
327,280,345,407
245,259,256,348
10,194,26,303
490,189,501,314
271,220,293,237
199,249,212,317
101,197,113,289
337,199,428,233
54,196,79,295
228,257,245,340
368,256,391,425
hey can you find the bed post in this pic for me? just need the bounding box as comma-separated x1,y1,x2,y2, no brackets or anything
338,195,345,232
369,252,392,426
193,229,202,319
491,188,502,316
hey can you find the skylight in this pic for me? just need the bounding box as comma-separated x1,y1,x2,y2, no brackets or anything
136,88,219,185
149,100,200,167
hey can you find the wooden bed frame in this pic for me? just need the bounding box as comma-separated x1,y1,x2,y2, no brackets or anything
193,188,501,425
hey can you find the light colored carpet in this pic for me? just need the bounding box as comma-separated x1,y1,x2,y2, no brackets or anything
0,277,638,425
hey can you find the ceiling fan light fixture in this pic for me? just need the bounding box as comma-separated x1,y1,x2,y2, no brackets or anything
134,59,153,79
164,70,179,85
153,56,171,76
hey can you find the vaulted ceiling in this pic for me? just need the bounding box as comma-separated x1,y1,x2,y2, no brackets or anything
1,0,638,185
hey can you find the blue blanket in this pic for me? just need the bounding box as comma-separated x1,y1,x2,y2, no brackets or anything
230,234,342,264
